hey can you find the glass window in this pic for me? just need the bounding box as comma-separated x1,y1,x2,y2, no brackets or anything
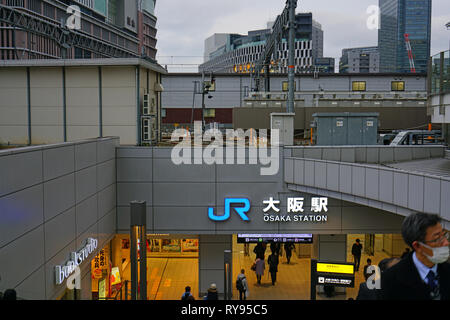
282,81,297,92
352,81,366,91
391,81,405,91
204,109,215,118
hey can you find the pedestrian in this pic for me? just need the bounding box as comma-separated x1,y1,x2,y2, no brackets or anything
351,239,363,271
400,247,411,259
181,286,195,301
244,243,250,256
357,257,400,300
363,258,372,279
284,242,294,264
381,212,450,300
253,243,266,260
204,283,219,300
236,269,249,300
2,289,17,300
254,257,265,285
268,252,279,285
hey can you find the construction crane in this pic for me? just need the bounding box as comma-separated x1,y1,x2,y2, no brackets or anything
404,33,416,73
253,0,297,113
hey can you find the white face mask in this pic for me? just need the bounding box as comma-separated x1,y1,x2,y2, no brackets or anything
420,242,450,264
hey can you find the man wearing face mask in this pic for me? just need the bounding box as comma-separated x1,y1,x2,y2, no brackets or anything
381,213,450,300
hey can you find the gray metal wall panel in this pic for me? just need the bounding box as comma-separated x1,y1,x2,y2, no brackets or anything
117,158,153,182
304,160,315,186
326,163,339,192
294,159,305,185
97,159,115,191
75,142,97,171
314,162,327,189
154,183,214,206
75,194,98,237
379,170,394,203
0,151,43,197
14,266,46,300
393,172,408,207
0,226,45,294
423,177,440,214
44,207,76,260
351,166,365,197
441,180,450,221
365,168,379,200
339,164,352,194
43,146,75,181
98,184,116,219
43,174,75,222
0,185,43,249
117,182,152,206
75,166,97,203
154,159,215,182
408,175,424,212
284,158,294,184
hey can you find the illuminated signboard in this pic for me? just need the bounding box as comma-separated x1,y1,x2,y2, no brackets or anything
317,262,354,275
237,234,313,243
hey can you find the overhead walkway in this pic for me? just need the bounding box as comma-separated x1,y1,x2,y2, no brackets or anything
284,146,450,230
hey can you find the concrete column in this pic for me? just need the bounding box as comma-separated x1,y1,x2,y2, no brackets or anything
198,235,232,299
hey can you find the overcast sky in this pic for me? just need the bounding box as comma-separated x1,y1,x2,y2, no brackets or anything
154,0,450,72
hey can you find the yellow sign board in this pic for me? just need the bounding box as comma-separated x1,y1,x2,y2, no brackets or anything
317,263,354,275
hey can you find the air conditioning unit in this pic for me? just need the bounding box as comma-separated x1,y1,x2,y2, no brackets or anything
142,116,156,142
143,94,156,116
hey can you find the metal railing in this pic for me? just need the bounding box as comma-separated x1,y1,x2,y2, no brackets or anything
97,280,130,301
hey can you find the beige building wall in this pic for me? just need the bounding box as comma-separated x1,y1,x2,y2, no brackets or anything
0,68,28,145
66,67,100,141
101,66,137,145
30,67,64,144
0,60,165,146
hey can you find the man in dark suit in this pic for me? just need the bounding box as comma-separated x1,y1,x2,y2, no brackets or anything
381,213,450,300
352,239,363,271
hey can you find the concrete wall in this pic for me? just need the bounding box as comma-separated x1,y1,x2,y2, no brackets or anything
0,137,119,300
285,156,450,230
0,64,163,146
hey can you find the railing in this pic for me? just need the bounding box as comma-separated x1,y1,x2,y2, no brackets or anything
245,91,428,100
430,50,450,95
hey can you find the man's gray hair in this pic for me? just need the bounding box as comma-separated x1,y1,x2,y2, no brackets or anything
401,212,442,248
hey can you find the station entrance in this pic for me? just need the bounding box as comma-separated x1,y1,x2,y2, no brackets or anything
231,234,408,300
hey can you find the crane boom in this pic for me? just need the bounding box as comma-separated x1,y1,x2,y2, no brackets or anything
253,0,297,113
404,33,416,73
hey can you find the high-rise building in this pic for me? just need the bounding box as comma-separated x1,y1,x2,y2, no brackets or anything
0,0,158,61
200,13,333,74
378,0,432,73
340,46,380,73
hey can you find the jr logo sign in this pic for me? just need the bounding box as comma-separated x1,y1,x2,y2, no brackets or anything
208,198,251,221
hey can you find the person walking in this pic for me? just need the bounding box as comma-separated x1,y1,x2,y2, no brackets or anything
253,243,266,260
181,286,195,301
236,269,249,300
254,257,265,285
284,242,294,264
352,239,363,271
204,283,219,300
268,252,279,285
381,212,450,300
363,258,372,279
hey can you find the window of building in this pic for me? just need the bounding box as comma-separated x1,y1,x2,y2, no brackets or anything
282,81,297,92
352,81,366,91
204,109,215,118
391,81,405,91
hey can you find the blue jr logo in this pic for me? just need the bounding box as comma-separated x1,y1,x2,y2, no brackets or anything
208,198,251,221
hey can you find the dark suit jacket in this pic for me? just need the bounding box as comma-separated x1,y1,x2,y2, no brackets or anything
381,253,450,300
356,282,380,300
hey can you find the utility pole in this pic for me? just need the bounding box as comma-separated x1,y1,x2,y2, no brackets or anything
287,0,297,113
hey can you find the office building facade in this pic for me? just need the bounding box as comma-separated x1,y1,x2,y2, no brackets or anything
378,0,432,73
199,13,331,74
0,0,158,60
340,47,380,73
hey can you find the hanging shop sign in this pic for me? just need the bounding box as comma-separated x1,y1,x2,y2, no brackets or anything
207,196,329,223
237,233,313,243
55,238,98,285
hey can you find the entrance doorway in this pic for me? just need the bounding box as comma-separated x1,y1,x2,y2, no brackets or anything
110,234,199,300
232,234,313,300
